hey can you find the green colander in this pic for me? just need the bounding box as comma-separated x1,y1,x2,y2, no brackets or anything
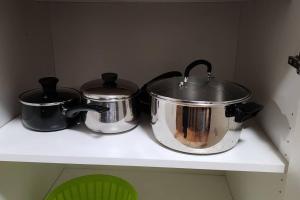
45,174,138,200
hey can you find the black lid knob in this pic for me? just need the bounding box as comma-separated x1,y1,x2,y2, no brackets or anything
102,73,118,82
102,73,118,86
39,77,59,98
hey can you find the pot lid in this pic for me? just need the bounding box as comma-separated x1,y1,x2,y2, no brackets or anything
147,59,251,106
19,77,80,106
80,73,139,101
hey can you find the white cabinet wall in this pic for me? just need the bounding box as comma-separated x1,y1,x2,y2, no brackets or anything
235,0,300,161
0,0,54,127
0,0,298,199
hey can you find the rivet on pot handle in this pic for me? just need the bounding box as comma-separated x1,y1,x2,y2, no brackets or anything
180,59,213,87
65,105,109,118
226,102,263,123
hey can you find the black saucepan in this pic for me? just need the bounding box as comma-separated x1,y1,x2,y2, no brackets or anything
19,77,108,132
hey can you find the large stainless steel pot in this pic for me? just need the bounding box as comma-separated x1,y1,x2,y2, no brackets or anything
79,73,139,133
147,60,263,154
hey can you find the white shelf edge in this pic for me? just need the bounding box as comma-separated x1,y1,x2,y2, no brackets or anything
0,117,286,173
0,154,285,173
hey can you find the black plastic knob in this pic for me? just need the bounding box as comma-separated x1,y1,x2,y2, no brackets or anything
102,73,118,87
39,77,59,98
102,73,118,84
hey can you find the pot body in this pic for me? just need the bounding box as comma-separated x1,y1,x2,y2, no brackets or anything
21,99,81,132
82,98,139,133
150,98,243,154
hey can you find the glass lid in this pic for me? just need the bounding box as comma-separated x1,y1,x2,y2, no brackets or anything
19,77,80,106
80,73,139,101
147,60,251,106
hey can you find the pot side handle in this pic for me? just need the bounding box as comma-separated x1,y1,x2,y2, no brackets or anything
140,71,182,105
65,105,109,118
143,71,183,89
231,102,263,123
139,71,183,115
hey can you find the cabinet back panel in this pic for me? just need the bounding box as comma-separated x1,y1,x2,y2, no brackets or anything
49,2,241,87
0,0,55,127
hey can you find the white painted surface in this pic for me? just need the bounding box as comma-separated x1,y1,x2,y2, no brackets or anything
226,171,285,200
0,162,62,200
236,0,300,160
0,117,285,172
50,167,232,200
0,0,55,128
49,2,241,88
284,102,300,200
0,1,297,199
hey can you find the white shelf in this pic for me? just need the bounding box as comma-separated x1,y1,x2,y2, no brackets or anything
0,117,285,173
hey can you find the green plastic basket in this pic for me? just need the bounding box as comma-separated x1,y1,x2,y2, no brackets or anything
45,174,138,200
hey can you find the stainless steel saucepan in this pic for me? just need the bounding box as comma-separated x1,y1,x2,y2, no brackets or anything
147,60,263,154
77,73,140,133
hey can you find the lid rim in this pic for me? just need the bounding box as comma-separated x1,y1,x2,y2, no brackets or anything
80,77,139,100
19,87,80,106
82,90,140,102
19,99,74,107
147,77,252,106
149,92,252,106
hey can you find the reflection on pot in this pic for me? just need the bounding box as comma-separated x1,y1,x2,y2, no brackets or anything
82,98,139,133
175,106,211,148
151,99,242,153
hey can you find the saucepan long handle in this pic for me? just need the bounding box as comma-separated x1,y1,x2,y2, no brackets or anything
65,105,109,118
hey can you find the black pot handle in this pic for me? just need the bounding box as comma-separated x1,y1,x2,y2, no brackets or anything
65,105,109,118
39,77,59,98
143,71,183,89
140,71,182,106
226,102,263,123
181,60,212,86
